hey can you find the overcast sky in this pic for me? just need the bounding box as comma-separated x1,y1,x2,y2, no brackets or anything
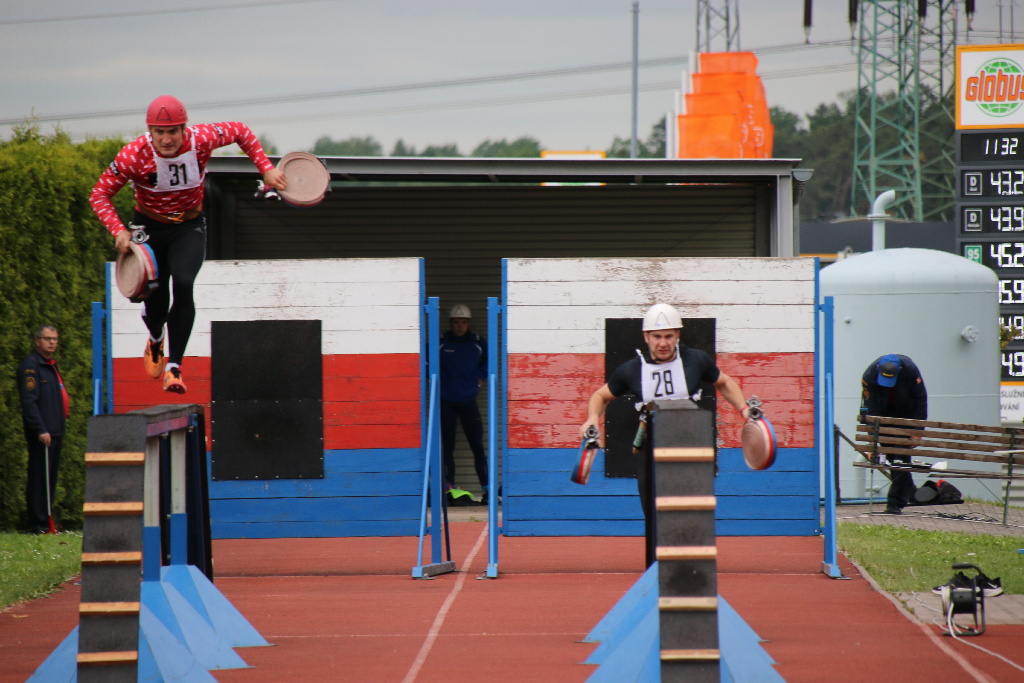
0,0,1014,155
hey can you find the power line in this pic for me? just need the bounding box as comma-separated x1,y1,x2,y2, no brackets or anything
0,39,857,127
0,0,343,26
67,61,856,140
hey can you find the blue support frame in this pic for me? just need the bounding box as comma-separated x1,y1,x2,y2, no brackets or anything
105,261,114,414
91,301,105,416
412,297,455,578
819,295,844,578
484,297,503,578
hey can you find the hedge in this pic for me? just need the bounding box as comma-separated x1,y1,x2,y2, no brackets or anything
0,125,132,531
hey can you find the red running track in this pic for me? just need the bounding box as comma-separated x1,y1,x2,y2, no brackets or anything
2,527,1022,682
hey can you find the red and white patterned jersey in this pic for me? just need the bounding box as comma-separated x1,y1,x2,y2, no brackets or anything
90,122,275,236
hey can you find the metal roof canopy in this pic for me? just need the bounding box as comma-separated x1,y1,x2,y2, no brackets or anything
207,156,807,257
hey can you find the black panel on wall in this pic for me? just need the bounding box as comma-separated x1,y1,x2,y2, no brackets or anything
211,320,324,480
603,318,717,478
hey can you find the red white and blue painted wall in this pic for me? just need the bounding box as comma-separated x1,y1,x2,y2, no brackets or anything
106,255,819,538
500,257,819,536
109,258,424,538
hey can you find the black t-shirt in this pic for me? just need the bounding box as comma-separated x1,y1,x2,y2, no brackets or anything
607,345,721,401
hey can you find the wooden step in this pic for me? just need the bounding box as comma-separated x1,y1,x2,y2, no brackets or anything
77,651,138,666
660,648,721,662
85,452,145,466
83,502,144,516
658,597,718,611
80,602,141,616
655,496,716,512
653,447,715,462
656,545,717,562
81,552,142,566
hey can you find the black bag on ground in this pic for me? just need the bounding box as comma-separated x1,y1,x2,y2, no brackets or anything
913,479,963,505
936,480,964,504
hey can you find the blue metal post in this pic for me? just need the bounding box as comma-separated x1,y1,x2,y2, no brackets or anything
820,296,844,578
485,297,501,578
104,262,114,414
91,301,104,416
412,298,455,578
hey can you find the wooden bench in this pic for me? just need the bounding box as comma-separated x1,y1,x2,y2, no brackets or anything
853,415,1024,525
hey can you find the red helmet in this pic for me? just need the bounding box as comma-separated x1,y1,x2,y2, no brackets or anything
146,95,188,126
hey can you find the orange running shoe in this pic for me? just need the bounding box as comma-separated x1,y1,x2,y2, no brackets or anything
144,338,166,379
163,367,187,394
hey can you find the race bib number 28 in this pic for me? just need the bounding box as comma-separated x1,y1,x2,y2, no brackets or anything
650,368,676,398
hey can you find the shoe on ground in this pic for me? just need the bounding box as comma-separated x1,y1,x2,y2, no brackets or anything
446,487,476,506
931,571,1003,597
933,571,970,595
163,367,187,394
144,338,166,379
977,572,1004,597
882,506,902,515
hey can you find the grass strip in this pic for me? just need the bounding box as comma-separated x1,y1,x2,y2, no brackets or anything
837,523,1022,594
0,532,82,610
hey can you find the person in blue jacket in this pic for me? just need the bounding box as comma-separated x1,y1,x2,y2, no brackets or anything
860,353,928,514
440,304,489,504
17,325,70,533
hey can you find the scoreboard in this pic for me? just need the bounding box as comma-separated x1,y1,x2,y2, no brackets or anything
957,129,1024,380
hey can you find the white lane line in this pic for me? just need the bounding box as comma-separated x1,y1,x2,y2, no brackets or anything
401,524,489,683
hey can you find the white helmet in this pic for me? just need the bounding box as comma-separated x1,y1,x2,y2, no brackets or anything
449,304,472,319
642,303,683,331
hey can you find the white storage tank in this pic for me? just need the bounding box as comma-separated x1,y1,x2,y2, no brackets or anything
821,247,1002,502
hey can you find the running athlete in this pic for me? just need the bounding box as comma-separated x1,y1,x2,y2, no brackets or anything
579,303,749,567
90,95,287,393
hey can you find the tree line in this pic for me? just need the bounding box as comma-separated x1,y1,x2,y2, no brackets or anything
302,89,954,223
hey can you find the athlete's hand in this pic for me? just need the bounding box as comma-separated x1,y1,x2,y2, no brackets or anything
263,167,287,191
115,230,131,254
580,420,599,440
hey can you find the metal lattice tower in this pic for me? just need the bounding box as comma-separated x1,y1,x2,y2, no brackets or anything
696,0,741,53
852,1,961,221
852,1,925,221
918,1,958,222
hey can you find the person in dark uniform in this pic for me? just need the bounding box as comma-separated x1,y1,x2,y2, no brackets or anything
440,304,489,504
579,303,750,566
17,325,70,534
860,353,928,514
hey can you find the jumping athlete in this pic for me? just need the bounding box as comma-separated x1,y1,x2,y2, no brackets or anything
90,95,286,393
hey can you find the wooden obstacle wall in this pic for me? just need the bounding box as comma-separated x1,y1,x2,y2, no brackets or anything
109,258,423,538
502,257,818,536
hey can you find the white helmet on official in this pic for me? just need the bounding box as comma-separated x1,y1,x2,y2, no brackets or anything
642,303,683,331
449,304,472,319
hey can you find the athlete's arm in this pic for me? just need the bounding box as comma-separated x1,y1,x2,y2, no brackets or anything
714,371,750,419
580,383,616,439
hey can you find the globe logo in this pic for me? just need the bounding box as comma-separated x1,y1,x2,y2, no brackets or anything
971,58,1024,117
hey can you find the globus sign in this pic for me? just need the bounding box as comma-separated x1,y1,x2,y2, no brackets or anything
957,44,1024,129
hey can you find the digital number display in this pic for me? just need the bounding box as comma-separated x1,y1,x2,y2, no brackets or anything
1000,314,1024,338
1003,350,1024,378
961,169,1024,198
961,133,1024,162
999,278,1024,304
962,205,1024,232
963,242,1024,269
